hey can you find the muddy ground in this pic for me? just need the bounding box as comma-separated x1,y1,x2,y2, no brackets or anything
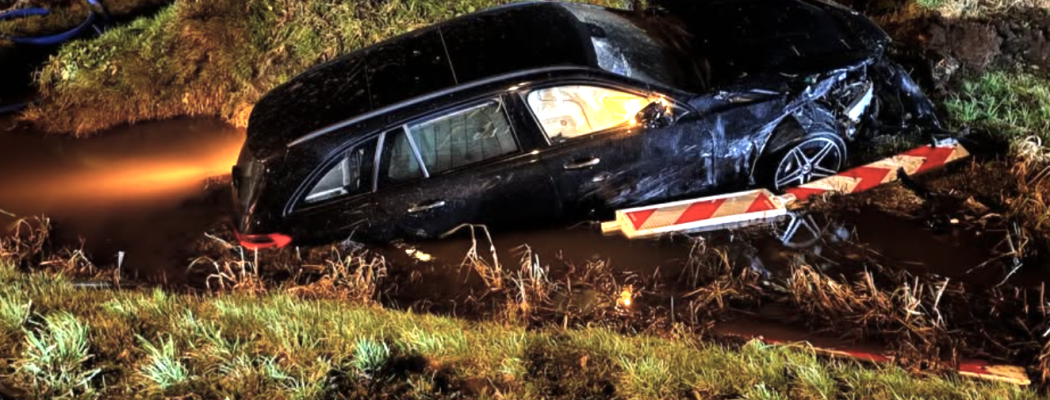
847,0,1050,92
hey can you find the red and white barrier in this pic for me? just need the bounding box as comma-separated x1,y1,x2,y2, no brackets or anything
785,143,970,202
601,143,970,239
600,189,793,239
716,326,1030,385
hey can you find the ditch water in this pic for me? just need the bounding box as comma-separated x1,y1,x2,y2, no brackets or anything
0,116,1025,290
0,116,244,285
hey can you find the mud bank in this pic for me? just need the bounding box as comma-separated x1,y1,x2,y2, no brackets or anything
848,0,1050,91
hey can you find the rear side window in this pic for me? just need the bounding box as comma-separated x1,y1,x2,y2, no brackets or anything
304,139,376,204
526,85,648,143
380,99,518,185
410,100,518,175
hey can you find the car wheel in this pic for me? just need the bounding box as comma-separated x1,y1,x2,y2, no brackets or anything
759,131,847,192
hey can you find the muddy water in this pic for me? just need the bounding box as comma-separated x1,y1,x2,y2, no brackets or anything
0,114,1021,291
752,209,1007,285
0,117,244,284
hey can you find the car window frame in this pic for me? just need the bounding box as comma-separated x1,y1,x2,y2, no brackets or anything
519,81,656,146
375,95,523,191
294,135,382,211
293,92,530,213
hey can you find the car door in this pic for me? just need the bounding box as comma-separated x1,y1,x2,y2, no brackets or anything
611,101,719,208
523,83,698,218
375,96,560,240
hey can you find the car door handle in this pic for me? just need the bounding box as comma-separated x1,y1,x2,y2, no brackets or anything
564,157,601,170
407,200,446,214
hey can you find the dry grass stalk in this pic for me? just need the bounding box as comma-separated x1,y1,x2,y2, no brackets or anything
39,246,97,276
787,266,953,353
287,248,387,302
445,224,503,289
0,216,51,267
681,244,764,324
1008,140,1050,246
503,244,578,324
683,240,733,288
190,236,266,294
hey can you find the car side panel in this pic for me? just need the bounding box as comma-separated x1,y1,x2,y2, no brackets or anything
375,151,558,240
287,195,387,245
601,118,718,210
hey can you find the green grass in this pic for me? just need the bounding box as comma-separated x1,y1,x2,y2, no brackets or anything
915,0,1050,17
136,334,191,391
17,311,101,398
0,259,1038,399
351,337,391,374
25,0,620,135
946,70,1050,143
0,0,171,54
0,292,30,337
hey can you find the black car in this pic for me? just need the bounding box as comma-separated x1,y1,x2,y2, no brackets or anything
231,0,943,249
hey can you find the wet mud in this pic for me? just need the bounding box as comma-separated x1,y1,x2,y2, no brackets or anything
847,0,1050,92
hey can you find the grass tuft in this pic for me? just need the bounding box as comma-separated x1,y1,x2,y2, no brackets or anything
17,311,100,397
915,0,1050,17
352,337,391,375
0,292,30,338
137,334,191,391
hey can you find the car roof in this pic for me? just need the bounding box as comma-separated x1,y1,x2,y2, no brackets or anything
247,2,601,151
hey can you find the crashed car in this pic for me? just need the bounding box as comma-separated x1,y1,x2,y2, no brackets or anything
232,0,944,249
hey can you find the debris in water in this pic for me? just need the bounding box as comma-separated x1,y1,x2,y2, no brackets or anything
405,248,434,262
619,285,634,308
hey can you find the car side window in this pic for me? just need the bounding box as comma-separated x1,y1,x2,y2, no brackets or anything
380,99,518,186
304,139,377,204
526,85,648,144
409,99,518,175
382,129,426,184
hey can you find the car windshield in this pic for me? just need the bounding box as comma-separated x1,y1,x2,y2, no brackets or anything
562,5,710,93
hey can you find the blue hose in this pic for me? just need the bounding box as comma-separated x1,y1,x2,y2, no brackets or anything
0,1,107,115
0,0,105,46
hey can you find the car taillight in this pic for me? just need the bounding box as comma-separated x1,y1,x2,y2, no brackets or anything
235,231,292,250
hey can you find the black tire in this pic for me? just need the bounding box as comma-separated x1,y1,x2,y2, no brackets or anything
757,130,847,193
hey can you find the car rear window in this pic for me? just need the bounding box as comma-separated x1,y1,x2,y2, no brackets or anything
562,4,709,92
304,139,377,204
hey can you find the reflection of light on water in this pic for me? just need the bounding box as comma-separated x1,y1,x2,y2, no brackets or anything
1,128,244,204
37,158,238,199
405,248,434,262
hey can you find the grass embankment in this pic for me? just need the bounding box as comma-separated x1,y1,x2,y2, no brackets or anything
21,0,617,135
0,259,1037,399
916,0,1050,17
